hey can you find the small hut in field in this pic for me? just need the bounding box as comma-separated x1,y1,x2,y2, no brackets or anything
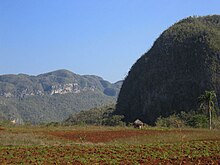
133,119,144,129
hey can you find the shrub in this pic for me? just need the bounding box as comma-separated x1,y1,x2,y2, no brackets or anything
213,117,220,129
46,122,60,127
156,114,185,128
102,115,125,126
187,114,209,128
156,111,218,129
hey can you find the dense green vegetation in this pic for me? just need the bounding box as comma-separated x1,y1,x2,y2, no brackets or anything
156,111,220,129
0,92,115,124
64,104,125,126
65,101,220,129
0,70,121,124
115,15,220,125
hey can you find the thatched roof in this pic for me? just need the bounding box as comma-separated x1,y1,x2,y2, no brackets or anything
134,119,144,125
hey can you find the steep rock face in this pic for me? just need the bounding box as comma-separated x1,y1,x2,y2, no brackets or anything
115,15,220,125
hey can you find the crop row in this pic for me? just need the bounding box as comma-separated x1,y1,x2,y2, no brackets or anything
0,140,220,164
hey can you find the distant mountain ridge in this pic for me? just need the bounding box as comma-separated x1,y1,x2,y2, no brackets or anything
0,69,122,124
0,69,122,98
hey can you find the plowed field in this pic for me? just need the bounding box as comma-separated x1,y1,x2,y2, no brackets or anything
1,141,220,164
48,129,194,143
0,126,220,164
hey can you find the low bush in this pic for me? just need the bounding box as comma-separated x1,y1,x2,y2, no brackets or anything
155,111,219,129
213,117,220,129
102,115,125,126
187,114,208,128
156,114,185,128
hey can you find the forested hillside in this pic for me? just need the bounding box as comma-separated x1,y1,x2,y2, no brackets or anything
115,15,220,125
0,70,121,124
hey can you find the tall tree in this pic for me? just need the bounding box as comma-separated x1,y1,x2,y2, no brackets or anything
199,91,216,130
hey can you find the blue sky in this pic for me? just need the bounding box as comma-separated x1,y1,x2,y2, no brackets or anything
0,1,220,82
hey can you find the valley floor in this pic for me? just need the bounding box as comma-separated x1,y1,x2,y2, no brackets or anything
0,125,220,164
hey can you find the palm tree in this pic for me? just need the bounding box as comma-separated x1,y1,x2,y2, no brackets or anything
199,90,216,130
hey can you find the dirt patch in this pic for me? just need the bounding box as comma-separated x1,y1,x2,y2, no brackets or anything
48,129,193,143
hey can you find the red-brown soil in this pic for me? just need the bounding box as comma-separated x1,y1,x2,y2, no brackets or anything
1,128,220,164
48,129,193,143
0,144,220,164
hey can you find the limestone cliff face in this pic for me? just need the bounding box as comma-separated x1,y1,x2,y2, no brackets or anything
115,15,220,125
51,83,77,95
0,69,121,98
